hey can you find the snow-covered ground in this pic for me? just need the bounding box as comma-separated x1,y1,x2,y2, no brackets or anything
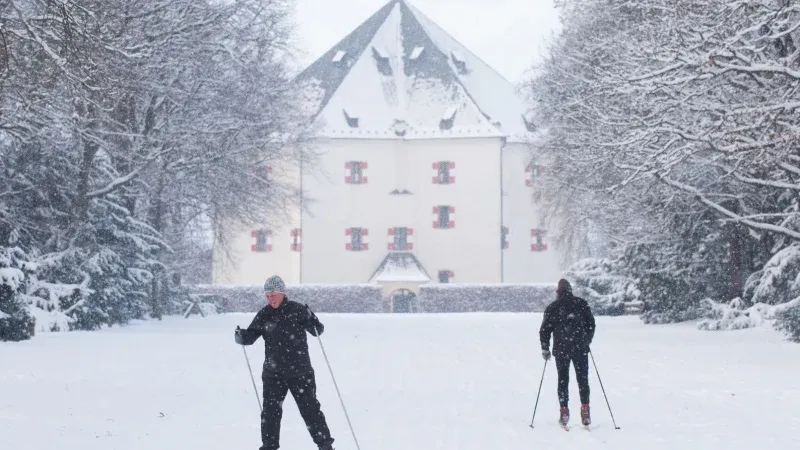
2,313,799,450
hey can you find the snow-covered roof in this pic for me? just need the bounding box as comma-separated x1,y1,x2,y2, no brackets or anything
369,252,431,283
295,0,534,142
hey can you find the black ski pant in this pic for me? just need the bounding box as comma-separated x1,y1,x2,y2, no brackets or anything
554,351,590,408
260,372,333,450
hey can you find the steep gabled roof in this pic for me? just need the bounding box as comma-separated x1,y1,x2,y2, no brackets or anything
368,252,431,283
296,0,534,142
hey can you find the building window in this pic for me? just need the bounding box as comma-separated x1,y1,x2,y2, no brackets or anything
251,229,272,252
345,227,369,251
345,161,368,184
531,229,548,252
252,164,272,181
432,161,456,184
438,270,454,283
502,226,509,249
526,161,545,186
388,227,414,251
343,109,359,128
290,228,302,252
432,206,455,229
451,51,467,74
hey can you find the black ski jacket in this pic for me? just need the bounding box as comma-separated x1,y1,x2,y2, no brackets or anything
237,298,324,378
539,292,596,357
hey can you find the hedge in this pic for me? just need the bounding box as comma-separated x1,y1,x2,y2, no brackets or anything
188,283,555,314
418,283,555,313
190,284,384,313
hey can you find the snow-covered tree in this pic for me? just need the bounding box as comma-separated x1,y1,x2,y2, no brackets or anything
0,247,35,341
525,0,800,331
0,0,306,330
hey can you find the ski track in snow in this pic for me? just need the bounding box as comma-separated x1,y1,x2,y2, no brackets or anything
1,313,799,450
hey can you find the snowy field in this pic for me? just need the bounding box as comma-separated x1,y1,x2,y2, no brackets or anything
1,312,799,450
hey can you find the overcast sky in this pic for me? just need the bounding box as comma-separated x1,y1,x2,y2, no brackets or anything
292,0,561,84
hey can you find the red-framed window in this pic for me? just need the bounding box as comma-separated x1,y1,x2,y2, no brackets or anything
432,161,455,184
251,229,272,252
345,227,369,251
432,205,455,229
252,165,272,181
526,161,546,186
438,270,454,283
290,228,302,252
345,161,368,184
531,229,548,252
388,227,414,251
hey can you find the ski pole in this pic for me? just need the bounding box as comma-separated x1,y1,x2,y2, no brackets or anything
529,359,548,428
589,350,620,429
238,327,262,413
314,327,361,450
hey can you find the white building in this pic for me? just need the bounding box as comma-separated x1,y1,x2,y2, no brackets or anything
212,0,564,294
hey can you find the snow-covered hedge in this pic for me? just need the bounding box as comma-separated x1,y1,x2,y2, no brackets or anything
188,283,556,314
417,283,555,313
190,284,384,313
563,258,640,315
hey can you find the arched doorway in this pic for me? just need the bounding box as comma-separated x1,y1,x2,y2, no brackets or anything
390,289,417,313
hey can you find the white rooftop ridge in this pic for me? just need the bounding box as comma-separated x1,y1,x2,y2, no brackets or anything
295,0,534,142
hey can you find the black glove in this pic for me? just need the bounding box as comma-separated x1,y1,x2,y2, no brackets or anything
304,304,323,335
234,326,245,345
542,349,551,361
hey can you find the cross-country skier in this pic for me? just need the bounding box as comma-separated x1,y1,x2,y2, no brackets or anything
235,275,335,450
539,278,596,428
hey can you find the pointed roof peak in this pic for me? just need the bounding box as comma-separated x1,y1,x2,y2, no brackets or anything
369,252,431,283
296,0,532,142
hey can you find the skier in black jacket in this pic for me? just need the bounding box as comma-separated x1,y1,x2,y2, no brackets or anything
539,279,596,428
235,275,335,450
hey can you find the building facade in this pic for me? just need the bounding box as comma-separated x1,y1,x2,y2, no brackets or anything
212,0,564,289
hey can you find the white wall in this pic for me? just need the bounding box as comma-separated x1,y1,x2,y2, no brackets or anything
300,136,503,284
211,158,302,286
501,142,564,283
213,138,567,286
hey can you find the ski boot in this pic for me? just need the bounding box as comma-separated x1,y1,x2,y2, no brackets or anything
559,406,569,429
319,442,335,450
581,403,591,428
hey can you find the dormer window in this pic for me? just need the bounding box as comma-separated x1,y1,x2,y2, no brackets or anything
392,119,409,137
372,46,392,76
343,109,359,128
522,113,536,132
439,106,457,130
451,51,467,74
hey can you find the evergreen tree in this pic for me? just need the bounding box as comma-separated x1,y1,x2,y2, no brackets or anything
0,247,35,341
